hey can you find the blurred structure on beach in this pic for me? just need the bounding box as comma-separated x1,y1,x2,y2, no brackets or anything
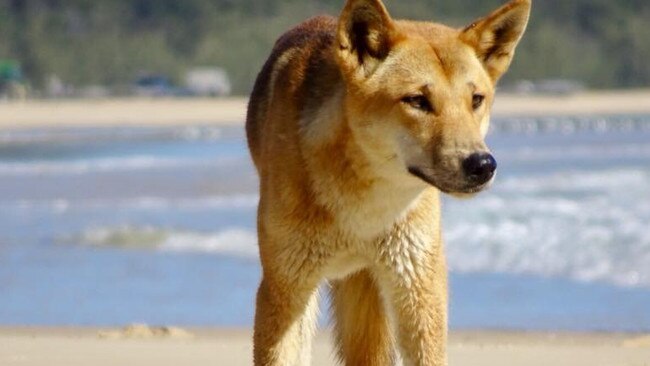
0,59,27,99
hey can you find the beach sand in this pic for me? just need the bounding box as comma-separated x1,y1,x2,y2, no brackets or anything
1,89,649,130
2,327,650,366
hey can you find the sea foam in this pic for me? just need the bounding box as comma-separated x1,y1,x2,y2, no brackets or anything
445,168,650,288
68,225,258,258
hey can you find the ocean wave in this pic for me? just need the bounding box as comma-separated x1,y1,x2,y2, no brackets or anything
445,213,650,288
497,168,649,193
0,125,227,145
445,167,650,288
491,115,650,135
0,155,237,176
501,144,650,162
64,193,650,290
66,225,258,258
4,194,259,213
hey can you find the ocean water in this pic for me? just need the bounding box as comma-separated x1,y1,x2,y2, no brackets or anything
1,115,650,331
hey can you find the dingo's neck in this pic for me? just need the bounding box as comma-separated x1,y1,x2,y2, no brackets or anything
302,91,437,239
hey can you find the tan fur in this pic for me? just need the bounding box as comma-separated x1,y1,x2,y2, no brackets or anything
246,0,530,365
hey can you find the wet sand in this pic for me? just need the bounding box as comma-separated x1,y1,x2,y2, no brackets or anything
2,327,650,366
1,89,649,130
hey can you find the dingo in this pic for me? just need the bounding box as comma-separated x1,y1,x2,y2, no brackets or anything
246,0,530,364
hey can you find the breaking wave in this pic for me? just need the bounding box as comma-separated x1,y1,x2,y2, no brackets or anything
66,225,258,258
444,168,650,288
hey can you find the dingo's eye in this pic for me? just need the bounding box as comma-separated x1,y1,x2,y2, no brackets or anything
401,95,433,113
472,93,485,110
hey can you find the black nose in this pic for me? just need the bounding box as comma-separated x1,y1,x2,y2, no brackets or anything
462,152,497,185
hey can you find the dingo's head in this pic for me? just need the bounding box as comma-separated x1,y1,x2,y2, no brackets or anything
336,0,530,196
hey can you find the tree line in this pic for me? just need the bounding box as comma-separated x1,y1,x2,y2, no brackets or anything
1,0,649,95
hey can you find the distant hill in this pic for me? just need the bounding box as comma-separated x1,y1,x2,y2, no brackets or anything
1,0,649,94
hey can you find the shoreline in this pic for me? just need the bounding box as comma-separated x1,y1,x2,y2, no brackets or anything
1,89,650,131
1,327,650,366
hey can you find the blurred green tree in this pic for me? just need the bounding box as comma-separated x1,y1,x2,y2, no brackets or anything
0,0,648,94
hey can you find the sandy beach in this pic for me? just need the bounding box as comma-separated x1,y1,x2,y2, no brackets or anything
2,327,650,366
1,89,649,130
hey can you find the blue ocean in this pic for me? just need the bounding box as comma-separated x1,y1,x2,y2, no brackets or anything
1,115,650,331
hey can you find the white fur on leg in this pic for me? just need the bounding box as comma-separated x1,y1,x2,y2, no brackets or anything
295,289,320,366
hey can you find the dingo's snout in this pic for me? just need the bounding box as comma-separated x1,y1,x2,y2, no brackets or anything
463,152,497,186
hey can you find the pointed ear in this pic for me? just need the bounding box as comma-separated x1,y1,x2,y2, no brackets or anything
460,0,531,82
336,0,396,76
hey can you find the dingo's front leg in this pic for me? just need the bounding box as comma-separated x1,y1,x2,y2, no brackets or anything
253,275,320,366
375,243,448,366
330,270,397,365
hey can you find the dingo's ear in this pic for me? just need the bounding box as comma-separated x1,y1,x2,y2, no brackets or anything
461,0,531,82
337,0,395,77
